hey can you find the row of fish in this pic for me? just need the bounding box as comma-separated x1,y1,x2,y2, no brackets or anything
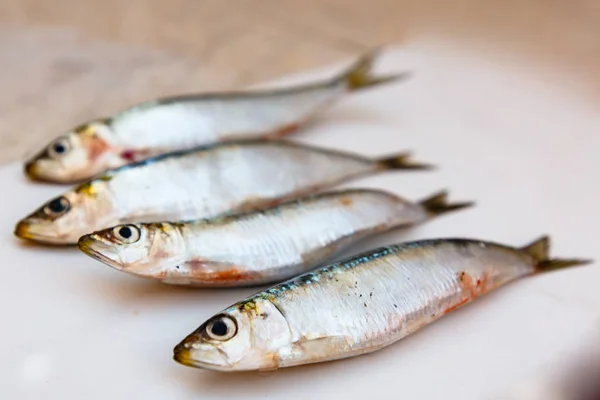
15,50,590,373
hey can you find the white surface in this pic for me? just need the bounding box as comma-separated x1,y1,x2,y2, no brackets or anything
1,39,599,400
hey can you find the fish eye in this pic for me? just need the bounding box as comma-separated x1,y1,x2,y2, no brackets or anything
43,196,70,217
205,315,237,341
112,225,140,244
47,138,71,159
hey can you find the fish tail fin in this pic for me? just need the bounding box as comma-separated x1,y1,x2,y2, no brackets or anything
418,190,474,217
376,152,435,171
520,236,592,271
341,49,411,92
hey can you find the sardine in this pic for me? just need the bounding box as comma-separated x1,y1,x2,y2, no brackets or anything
23,51,408,183
14,139,431,245
77,189,472,286
173,236,590,372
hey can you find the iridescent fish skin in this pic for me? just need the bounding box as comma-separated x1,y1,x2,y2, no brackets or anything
14,140,430,245
173,237,589,372
77,189,472,286
24,51,408,183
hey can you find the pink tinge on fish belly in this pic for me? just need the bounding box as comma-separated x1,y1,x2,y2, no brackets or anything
443,271,491,315
186,260,256,284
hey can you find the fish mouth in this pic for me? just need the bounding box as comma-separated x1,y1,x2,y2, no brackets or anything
24,161,38,179
14,220,72,245
173,347,198,367
77,236,120,268
23,161,55,183
77,235,95,253
173,344,234,371
14,221,31,239
79,236,164,279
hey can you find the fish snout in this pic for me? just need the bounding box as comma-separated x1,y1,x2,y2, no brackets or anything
14,220,31,240
77,234,113,256
13,218,70,245
77,235,95,253
173,338,232,370
173,343,193,366
24,160,38,179
78,234,126,268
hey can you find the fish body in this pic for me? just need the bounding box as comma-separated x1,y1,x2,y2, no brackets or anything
77,190,472,286
15,140,430,245
173,237,589,372
24,51,407,183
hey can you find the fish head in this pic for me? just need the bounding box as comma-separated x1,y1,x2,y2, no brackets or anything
14,180,117,244
24,119,118,183
173,298,293,371
77,223,186,275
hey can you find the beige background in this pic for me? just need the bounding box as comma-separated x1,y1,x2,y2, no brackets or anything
2,41,599,399
1,0,599,164
2,4,600,398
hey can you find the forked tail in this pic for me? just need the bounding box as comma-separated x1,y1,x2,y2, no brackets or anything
340,49,411,92
376,152,434,171
520,236,592,271
419,190,474,217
